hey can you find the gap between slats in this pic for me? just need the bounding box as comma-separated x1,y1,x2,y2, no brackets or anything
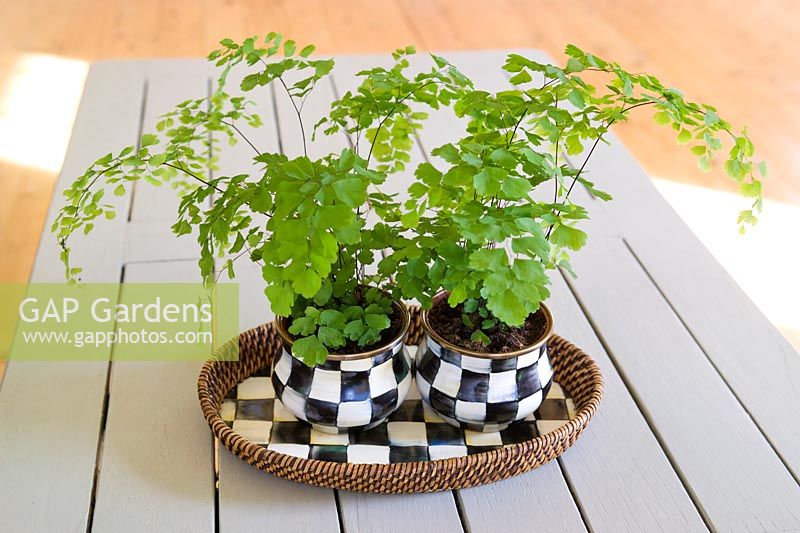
84,68,220,531
558,250,712,530
621,239,800,488
85,72,148,531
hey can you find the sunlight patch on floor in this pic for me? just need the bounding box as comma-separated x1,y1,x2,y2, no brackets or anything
653,178,800,351
0,53,89,173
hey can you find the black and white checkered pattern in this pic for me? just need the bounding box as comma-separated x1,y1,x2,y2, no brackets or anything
221,357,574,464
414,334,553,432
270,340,413,434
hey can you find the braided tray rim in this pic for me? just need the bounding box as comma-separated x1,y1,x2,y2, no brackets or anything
198,306,604,493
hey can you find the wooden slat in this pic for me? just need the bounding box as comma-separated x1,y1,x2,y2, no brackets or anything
216,250,341,533
125,221,200,263
130,58,211,222
89,260,215,532
0,61,143,532
583,137,800,479
30,61,143,282
566,236,800,531
219,450,340,533
212,64,343,531
458,466,587,533
89,61,218,531
547,272,707,532
337,492,463,533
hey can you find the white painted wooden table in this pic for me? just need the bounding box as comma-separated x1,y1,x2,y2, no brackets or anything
2,51,799,533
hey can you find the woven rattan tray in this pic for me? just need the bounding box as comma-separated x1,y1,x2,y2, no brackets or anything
198,307,603,493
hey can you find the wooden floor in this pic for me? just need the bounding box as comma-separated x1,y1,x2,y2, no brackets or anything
0,0,797,378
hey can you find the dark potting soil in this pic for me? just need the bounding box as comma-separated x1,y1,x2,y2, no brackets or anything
427,298,548,353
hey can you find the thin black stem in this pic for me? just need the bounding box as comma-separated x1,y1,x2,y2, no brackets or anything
552,93,560,204
220,120,261,156
365,79,439,166
545,100,655,240
164,162,224,193
213,244,264,285
510,74,556,146
256,56,309,157
277,75,308,157
75,163,121,212
507,110,527,147
61,162,122,242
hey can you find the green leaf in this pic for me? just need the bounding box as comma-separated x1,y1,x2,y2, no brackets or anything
313,280,333,306
289,316,318,336
470,330,491,345
317,204,354,229
469,248,508,270
292,335,328,366
565,57,585,73
739,180,762,198
462,314,474,328
320,309,346,329
240,74,259,91
550,225,587,251
284,40,296,56
332,178,367,207
486,289,527,327
474,167,506,197
567,89,585,109
431,144,461,164
690,145,706,156
333,219,362,244
140,134,159,148
509,70,532,85
415,162,442,185
250,188,273,213
318,326,345,348
265,283,294,316
299,44,315,58
448,284,468,306
500,176,531,199
344,319,366,340
293,269,322,298
365,313,390,331
677,129,692,145
400,210,420,229
653,111,671,126
565,135,583,155
489,148,516,169
511,236,549,259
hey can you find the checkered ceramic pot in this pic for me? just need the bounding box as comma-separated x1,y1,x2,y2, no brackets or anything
272,303,413,434
416,300,554,432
